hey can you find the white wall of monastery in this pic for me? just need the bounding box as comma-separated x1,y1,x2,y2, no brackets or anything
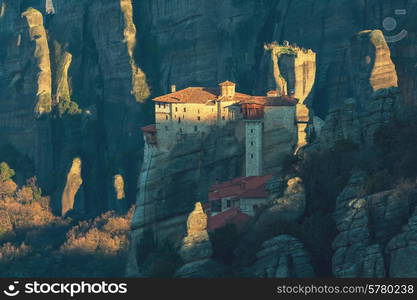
155,101,238,150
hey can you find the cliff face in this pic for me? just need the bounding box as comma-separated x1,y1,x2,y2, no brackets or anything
0,0,150,215
136,0,417,115
1,0,417,278
2,0,416,215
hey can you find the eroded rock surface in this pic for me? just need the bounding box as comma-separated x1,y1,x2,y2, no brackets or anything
249,235,314,278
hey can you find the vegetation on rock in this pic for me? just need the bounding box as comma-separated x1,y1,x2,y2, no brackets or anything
0,164,134,277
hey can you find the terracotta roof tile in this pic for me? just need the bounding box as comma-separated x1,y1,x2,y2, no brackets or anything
141,124,156,133
209,174,273,201
207,208,251,232
153,87,251,104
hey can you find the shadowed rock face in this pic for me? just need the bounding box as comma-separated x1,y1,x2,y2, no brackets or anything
249,235,315,278
332,171,417,278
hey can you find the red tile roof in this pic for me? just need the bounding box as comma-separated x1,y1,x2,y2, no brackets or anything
209,174,273,202
207,208,251,232
141,124,156,133
153,87,251,104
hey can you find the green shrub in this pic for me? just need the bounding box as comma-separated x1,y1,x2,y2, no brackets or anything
58,99,82,115
0,162,15,182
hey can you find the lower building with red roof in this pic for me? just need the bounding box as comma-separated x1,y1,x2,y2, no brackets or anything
205,174,273,231
207,207,251,232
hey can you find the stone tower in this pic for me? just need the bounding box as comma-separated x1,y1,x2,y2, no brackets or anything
245,120,263,177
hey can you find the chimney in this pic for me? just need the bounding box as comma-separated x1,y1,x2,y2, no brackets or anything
171,85,176,93
267,90,278,97
219,81,236,98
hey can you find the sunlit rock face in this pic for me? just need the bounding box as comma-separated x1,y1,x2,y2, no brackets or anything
61,157,83,216
349,30,398,106
21,7,52,114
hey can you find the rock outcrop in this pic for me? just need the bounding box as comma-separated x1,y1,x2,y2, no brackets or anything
387,207,417,277
174,202,224,278
256,177,306,226
249,235,314,278
332,170,417,277
21,7,52,114
61,157,83,216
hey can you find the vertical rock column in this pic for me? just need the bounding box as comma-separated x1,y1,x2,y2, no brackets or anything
175,202,224,278
120,0,150,102
61,157,83,216
21,8,52,114
262,43,316,152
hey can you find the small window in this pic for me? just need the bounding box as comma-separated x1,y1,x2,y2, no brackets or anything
250,154,254,159
251,141,254,146
198,110,200,114
227,200,231,208
222,116,225,120
175,107,178,112
163,104,166,108
194,126,198,132
197,116,201,121
212,200,221,212
178,117,181,123
158,103,161,108
184,107,186,112
165,115,169,120
251,129,254,133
